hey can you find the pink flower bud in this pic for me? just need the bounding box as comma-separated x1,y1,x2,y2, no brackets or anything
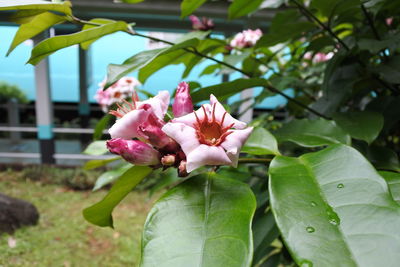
161,154,176,166
189,15,214,31
107,138,160,166
172,82,193,118
137,112,175,149
178,160,188,177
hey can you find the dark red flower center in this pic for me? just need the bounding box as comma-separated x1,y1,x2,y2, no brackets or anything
194,104,233,146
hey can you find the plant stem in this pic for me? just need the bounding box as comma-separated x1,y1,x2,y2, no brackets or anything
238,158,272,164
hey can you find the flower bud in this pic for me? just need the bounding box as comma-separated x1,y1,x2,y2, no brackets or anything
189,15,214,31
172,82,193,118
137,112,173,149
161,154,176,166
178,160,188,177
107,138,160,166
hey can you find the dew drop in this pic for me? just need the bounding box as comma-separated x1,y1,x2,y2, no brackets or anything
326,207,341,226
337,183,344,188
306,226,315,233
329,218,338,225
310,201,317,207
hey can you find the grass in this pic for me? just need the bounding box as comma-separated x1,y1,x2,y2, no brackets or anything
0,169,156,266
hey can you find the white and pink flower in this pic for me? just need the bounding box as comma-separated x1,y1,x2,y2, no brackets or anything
94,76,140,112
189,15,214,31
230,29,263,49
162,94,253,172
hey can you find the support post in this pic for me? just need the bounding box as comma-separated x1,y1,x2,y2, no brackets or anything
78,47,92,145
33,31,55,164
7,99,21,144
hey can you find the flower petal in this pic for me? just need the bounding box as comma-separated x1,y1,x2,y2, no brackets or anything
210,94,247,129
108,109,149,139
186,144,232,172
172,104,212,127
162,122,200,155
139,90,170,119
221,127,253,167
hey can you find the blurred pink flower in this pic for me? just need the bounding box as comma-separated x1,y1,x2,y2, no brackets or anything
94,76,140,112
386,17,393,26
230,29,263,49
162,94,253,172
172,82,193,118
189,15,214,31
303,51,334,64
107,138,160,166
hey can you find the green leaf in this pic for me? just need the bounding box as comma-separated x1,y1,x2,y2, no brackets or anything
0,0,72,15
140,173,256,267
106,48,165,88
93,113,112,141
333,111,384,144
228,0,263,19
7,12,65,56
269,144,400,267
80,18,115,50
83,166,152,227
275,118,351,147
83,156,120,171
8,10,45,24
191,78,269,103
358,145,400,172
93,163,132,191
83,141,108,156
180,0,207,18
28,20,128,65
242,127,280,156
199,64,219,77
380,171,400,204
120,0,144,3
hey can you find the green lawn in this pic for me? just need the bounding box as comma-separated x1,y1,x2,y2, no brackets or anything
0,169,154,266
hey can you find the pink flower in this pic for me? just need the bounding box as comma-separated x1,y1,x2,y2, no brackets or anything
108,91,170,140
94,76,141,112
107,138,160,166
162,94,253,172
189,15,214,31
172,82,193,118
230,29,262,49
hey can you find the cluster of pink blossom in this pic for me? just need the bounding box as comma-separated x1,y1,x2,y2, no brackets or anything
303,52,334,64
230,29,263,49
189,15,214,31
106,82,253,176
94,77,140,112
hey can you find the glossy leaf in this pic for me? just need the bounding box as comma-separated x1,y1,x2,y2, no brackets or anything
0,0,72,15
83,156,120,171
28,21,128,65
269,144,400,267
333,111,384,144
80,18,115,50
8,10,45,24
228,0,263,19
180,0,207,18
242,127,280,156
275,118,351,147
106,48,165,88
93,113,112,141
191,78,269,103
92,163,132,191
380,171,400,204
140,173,256,267
83,166,152,227
83,141,108,156
7,12,65,56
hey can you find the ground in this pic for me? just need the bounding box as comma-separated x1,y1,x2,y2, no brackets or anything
0,169,154,266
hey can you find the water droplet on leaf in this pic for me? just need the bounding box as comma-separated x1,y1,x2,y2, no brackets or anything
306,226,315,233
300,260,313,267
337,183,344,188
310,201,317,207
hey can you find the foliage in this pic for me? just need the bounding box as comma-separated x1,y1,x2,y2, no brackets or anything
2,0,400,266
0,82,28,104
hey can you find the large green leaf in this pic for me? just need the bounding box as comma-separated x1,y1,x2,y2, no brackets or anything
92,163,132,191
228,0,263,19
380,171,400,204
140,173,256,267
80,18,116,50
333,111,384,144
7,12,65,56
191,78,269,103
28,21,128,65
83,156,120,170
275,118,351,147
93,113,112,141
180,0,207,18
242,127,280,156
0,0,72,15
83,166,152,227
83,141,108,156
106,48,165,88
269,145,400,267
